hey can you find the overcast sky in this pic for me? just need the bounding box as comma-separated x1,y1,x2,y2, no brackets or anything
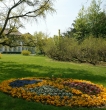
19,0,106,37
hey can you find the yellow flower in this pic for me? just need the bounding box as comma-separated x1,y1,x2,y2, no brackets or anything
0,77,106,107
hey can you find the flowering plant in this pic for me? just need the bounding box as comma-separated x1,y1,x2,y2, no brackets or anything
9,79,42,87
0,77,106,107
63,81,101,95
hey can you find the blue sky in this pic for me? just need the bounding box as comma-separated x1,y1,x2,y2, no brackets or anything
19,0,106,37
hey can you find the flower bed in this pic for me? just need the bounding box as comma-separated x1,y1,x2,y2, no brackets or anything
0,77,106,107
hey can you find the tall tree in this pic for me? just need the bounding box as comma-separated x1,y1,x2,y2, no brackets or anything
87,0,102,37
73,0,106,40
74,6,89,40
0,0,55,46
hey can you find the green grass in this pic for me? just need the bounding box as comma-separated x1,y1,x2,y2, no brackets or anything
0,54,106,110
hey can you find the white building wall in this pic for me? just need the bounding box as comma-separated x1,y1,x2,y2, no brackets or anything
0,42,35,53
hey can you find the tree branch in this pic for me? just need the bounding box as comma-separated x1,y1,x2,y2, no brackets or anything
0,0,23,37
8,0,51,19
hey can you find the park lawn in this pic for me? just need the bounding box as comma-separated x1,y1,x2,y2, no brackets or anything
0,54,106,110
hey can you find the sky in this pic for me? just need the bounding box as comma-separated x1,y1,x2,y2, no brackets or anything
19,0,106,37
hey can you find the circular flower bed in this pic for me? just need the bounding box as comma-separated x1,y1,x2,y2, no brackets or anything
0,77,106,107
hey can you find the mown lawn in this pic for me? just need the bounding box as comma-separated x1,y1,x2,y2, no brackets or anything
0,54,106,110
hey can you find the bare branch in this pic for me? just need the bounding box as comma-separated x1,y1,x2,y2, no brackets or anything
0,0,24,36
8,0,54,19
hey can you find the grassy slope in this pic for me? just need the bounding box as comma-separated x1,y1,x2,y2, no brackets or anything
0,54,106,110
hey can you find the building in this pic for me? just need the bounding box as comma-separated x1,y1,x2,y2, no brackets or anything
0,29,35,54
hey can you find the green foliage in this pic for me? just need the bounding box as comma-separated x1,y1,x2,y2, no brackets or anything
54,0,106,64
0,53,2,59
43,37,57,57
64,0,106,40
44,37,78,61
75,37,99,64
21,50,31,56
73,6,89,40
34,31,48,55
44,36,106,65
22,33,36,47
76,37,106,64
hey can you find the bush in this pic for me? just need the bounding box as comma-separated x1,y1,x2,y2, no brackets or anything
21,50,31,56
44,37,79,61
74,37,99,64
77,37,106,64
44,36,106,65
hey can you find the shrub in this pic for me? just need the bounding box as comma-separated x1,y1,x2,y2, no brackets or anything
75,40,99,65
77,37,106,64
44,36,106,64
21,50,31,56
44,37,78,61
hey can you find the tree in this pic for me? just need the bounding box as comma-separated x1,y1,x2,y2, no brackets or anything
87,0,105,38
0,28,23,47
62,27,76,38
0,0,55,46
34,31,48,54
99,11,106,37
73,0,106,40
22,33,36,47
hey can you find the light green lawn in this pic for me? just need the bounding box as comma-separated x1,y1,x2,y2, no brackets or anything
0,54,106,110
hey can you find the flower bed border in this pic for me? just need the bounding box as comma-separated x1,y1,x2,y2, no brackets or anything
0,77,106,108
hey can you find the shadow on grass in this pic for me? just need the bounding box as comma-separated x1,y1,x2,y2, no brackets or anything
0,61,106,86
0,61,106,110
